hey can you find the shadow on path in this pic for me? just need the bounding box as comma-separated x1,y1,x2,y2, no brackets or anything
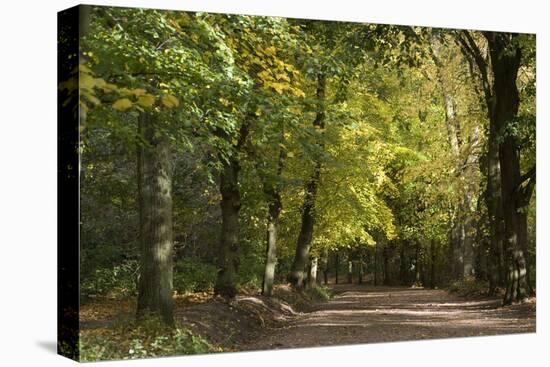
242,284,535,350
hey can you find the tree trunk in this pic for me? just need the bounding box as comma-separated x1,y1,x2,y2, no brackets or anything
374,242,379,286
430,239,436,289
399,240,408,285
214,120,250,298
308,257,318,288
462,195,475,278
335,252,339,284
261,190,281,296
459,31,533,304
214,158,241,298
456,30,509,296
358,251,364,284
347,260,353,284
261,148,285,296
485,33,529,305
449,221,463,280
136,113,175,325
289,73,326,288
383,243,390,286
485,136,506,294
415,242,421,285
321,249,329,285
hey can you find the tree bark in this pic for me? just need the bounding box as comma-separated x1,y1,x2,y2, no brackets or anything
214,121,250,298
383,243,390,286
358,251,364,284
430,239,436,289
462,195,475,278
414,242,421,285
288,73,326,288
456,30,505,293
321,249,329,285
136,113,175,325
457,31,532,304
374,242,379,286
485,135,506,294
308,257,318,288
485,32,529,304
335,251,339,284
261,148,285,296
399,240,408,285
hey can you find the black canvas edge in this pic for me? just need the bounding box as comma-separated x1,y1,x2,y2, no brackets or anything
58,4,81,362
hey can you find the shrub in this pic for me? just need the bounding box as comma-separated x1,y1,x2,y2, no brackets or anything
305,285,334,302
79,316,217,361
173,258,218,293
81,259,139,299
448,278,489,297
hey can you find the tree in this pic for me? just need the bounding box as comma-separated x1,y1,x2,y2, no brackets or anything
136,113,175,324
456,30,536,303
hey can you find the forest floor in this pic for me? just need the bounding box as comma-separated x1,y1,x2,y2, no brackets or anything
80,284,536,354
241,284,536,351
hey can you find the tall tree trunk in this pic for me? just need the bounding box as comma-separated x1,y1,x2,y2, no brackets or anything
215,158,241,298
415,242,421,285
136,113,175,325
321,249,329,285
449,221,463,280
399,240,408,285
485,136,506,294
261,148,285,296
347,259,353,284
335,251,339,284
308,258,318,288
474,193,489,282
383,243,390,286
358,251,364,284
288,73,326,288
261,191,281,296
374,242,379,286
457,31,533,304
430,239,436,289
462,195,475,278
485,33,528,305
214,121,250,298
456,30,506,293
433,38,480,281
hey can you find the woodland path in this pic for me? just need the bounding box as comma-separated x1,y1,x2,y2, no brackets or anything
242,284,536,350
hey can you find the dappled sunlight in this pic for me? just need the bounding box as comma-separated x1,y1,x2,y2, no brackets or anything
243,284,535,351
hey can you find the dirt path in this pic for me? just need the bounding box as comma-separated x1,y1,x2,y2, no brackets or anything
242,284,536,350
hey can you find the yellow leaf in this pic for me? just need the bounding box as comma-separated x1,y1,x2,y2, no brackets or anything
82,91,100,106
79,73,95,90
271,83,285,94
132,88,147,96
287,151,295,158
264,46,277,56
93,78,106,88
112,98,132,111
79,64,92,73
137,94,155,108
101,83,117,93
161,94,179,108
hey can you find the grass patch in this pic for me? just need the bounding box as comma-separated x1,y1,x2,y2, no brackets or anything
305,285,334,302
273,284,333,311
